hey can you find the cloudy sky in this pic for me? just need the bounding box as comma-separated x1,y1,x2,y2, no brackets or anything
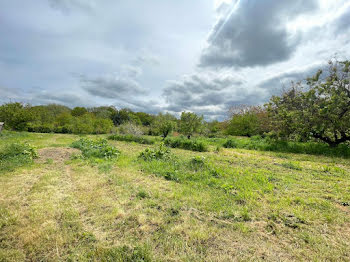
1,0,350,120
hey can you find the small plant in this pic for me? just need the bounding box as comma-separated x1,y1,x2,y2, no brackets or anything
189,156,206,170
71,138,120,160
223,139,238,148
138,143,172,161
281,161,302,170
136,190,149,199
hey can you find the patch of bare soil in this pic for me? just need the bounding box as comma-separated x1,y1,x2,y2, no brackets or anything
36,147,80,163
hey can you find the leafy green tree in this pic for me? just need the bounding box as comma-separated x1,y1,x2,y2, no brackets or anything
226,105,270,137
151,113,176,139
71,107,88,117
179,112,203,139
267,60,350,147
135,112,155,126
89,106,116,120
0,102,34,131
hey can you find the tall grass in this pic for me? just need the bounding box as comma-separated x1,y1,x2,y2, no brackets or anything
108,134,156,145
223,136,350,158
164,137,208,152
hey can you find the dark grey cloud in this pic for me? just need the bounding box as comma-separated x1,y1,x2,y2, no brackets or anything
163,71,266,119
80,72,147,100
200,0,319,68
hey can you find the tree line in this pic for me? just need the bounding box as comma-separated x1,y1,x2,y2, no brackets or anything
1,60,349,147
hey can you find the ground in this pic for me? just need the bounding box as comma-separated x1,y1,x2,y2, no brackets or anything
0,132,350,261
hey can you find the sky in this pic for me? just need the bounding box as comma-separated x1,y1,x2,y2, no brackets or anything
1,0,350,120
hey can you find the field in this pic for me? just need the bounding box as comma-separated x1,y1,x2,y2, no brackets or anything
1,132,350,261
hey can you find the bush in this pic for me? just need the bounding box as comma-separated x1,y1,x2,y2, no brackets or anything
118,122,144,136
138,143,172,161
71,138,120,159
0,142,38,172
223,139,238,148
108,134,155,145
164,137,208,152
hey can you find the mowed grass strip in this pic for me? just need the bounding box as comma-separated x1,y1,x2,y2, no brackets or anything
0,132,350,261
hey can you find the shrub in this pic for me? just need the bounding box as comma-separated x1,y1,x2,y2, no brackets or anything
223,139,238,148
108,134,155,145
189,156,206,170
71,138,120,159
138,143,172,161
164,137,208,152
0,142,38,172
118,122,144,136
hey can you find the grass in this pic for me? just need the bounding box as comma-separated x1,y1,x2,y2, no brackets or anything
222,135,350,158
164,137,208,152
108,134,157,145
0,131,350,261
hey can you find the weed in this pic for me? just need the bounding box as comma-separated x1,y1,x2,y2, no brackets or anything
71,138,120,159
164,137,208,152
281,161,302,170
138,143,172,161
0,142,38,173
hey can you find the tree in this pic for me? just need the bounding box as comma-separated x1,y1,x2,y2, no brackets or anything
151,113,176,139
226,105,270,137
135,112,155,126
179,112,203,139
267,60,350,147
0,102,34,131
71,107,88,117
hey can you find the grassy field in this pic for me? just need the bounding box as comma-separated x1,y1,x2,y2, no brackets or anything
1,131,350,261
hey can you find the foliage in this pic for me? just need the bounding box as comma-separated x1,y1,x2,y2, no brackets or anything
150,113,176,138
267,60,350,147
138,143,172,161
134,112,155,126
0,142,38,172
222,136,350,157
179,112,204,139
108,134,155,145
0,102,34,131
164,137,208,152
71,138,120,159
118,122,144,136
226,105,271,137
71,107,88,117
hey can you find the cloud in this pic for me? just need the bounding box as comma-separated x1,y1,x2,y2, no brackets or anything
200,0,319,68
48,0,96,13
79,71,147,100
163,71,266,119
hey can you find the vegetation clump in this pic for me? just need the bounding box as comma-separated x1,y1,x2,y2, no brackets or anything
108,134,155,145
0,142,38,172
164,137,208,152
71,138,120,159
138,143,172,161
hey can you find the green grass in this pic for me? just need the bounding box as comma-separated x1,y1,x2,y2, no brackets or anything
109,134,157,145
164,137,208,152
0,131,350,261
222,136,350,158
